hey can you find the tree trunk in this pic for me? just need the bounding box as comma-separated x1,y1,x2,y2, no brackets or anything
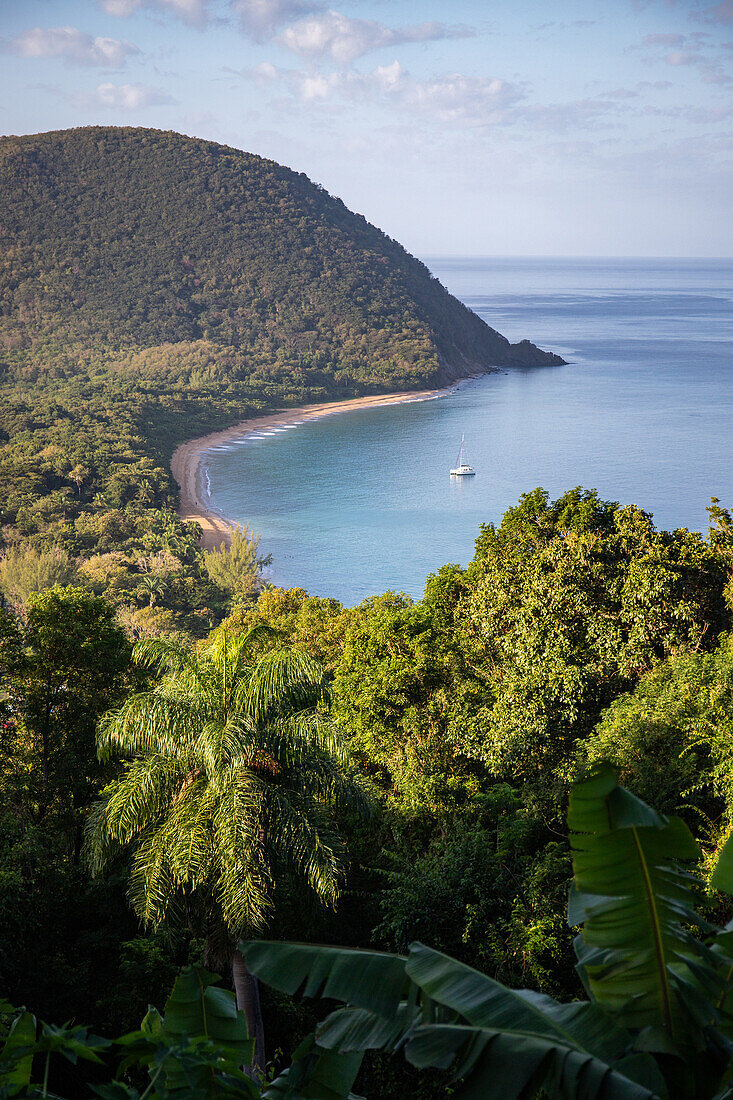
232,947,266,1074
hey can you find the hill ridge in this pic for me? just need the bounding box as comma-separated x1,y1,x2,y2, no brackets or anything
0,125,564,396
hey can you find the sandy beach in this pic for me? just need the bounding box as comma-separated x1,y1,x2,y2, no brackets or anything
170,386,457,549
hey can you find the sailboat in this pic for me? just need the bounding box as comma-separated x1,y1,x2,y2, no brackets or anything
450,434,476,476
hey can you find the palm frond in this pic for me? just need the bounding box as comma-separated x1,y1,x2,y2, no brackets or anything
92,753,185,848
133,636,196,676
90,625,366,949
242,649,327,725
263,788,343,909
213,782,272,933
248,710,349,765
97,693,200,761
161,777,216,889
127,821,177,926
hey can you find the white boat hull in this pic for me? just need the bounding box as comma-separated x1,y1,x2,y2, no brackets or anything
450,435,475,475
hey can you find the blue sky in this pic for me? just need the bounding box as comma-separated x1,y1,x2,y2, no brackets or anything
1,0,732,256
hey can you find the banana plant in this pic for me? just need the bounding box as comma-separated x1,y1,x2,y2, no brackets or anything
0,967,259,1099
117,964,257,1097
243,765,733,1099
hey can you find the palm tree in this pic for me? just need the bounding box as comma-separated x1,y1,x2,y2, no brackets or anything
137,573,167,607
86,626,369,1072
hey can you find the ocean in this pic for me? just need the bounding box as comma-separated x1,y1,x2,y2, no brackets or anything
204,257,733,605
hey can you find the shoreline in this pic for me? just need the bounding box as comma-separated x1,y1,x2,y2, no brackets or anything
170,384,463,550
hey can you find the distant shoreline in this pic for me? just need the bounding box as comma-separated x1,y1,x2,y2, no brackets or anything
170,384,465,550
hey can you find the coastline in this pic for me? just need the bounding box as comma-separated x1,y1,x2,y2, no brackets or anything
170,384,461,550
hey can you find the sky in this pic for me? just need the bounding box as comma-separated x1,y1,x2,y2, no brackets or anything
1,0,732,257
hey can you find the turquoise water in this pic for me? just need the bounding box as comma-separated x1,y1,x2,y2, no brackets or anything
205,258,733,605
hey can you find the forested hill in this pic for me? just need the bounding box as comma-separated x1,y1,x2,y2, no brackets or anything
0,126,563,557
0,126,562,397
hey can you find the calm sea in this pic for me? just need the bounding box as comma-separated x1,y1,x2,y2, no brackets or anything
205,257,733,605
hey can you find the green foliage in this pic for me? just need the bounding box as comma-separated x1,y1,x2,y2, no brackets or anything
461,489,727,785
579,636,733,826
0,966,260,1099
139,964,255,1094
87,628,370,946
328,489,730,823
1,1011,36,1094
0,586,132,829
0,546,78,611
203,526,270,601
331,593,476,811
225,588,354,672
243,767,733,1099
0,483,731,1097
375,787,574,994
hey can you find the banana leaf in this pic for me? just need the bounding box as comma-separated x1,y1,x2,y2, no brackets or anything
0,1011,36,1095
703,838,733,1045
711,834,733,896
402,943,666,1098
162,967,251,1050
568,766,710,1048
243,772,733,1099
157,965,254,1093
245,937,667,1099
315,1004,416,1053
241,942,411,1018
405,1024,663,1099
263,1033,364,1100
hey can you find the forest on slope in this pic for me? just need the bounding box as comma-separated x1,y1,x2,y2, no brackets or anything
0,127,559,389
2,487,733,1100
0,126,562,559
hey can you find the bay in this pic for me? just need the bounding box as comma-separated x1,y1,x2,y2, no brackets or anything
205,257,733,605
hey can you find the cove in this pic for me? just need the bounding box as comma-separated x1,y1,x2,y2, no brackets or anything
204,257,733,605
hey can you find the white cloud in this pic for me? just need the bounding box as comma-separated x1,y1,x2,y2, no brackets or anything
254,61,658,138
6,26,140,67
252,60,278,79
380,67,520,124
94,81,174,107
637,30,733,85
279,11,474,64
98,0,208,27
300,71,340,99
665,49,705,65
99,0,143,12
661,48,732,81
277,61,524,125
232,0,321,40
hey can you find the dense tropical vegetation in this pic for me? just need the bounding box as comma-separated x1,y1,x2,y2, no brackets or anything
6,767,733,1098
2,123,733,1096
2,484,733,1096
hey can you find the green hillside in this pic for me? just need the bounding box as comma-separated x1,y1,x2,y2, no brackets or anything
0,126,561,393
0,126,562,558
